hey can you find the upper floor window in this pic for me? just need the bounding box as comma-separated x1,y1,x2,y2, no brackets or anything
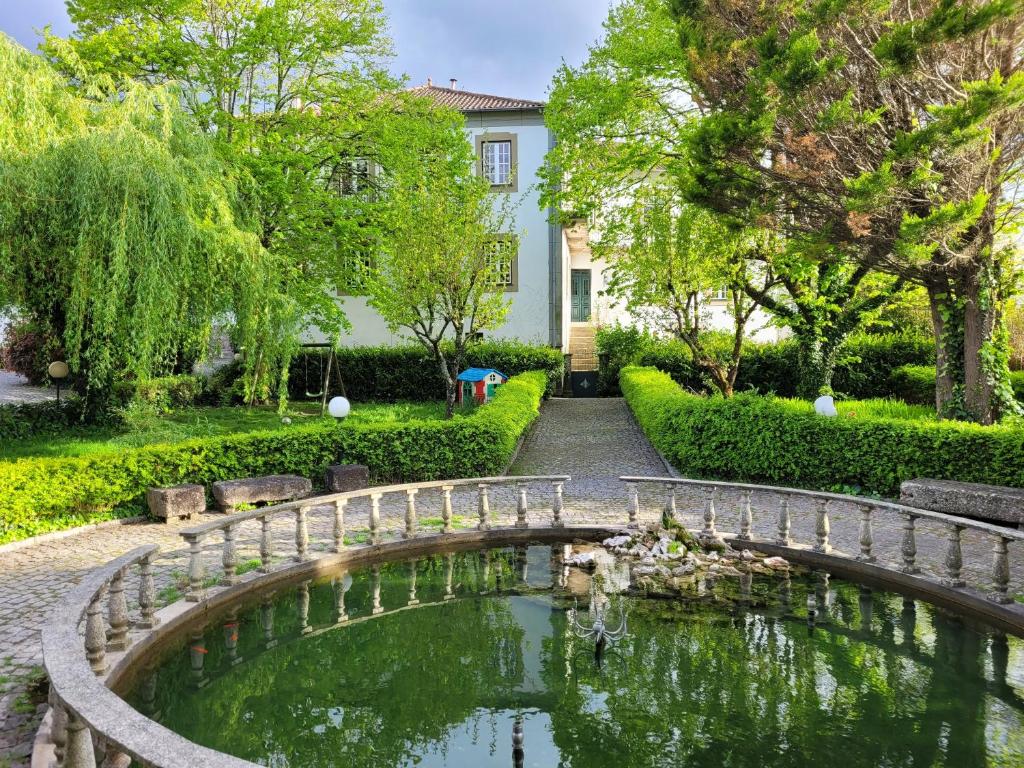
328,158,371,196
476,133,518,192
710,286,729,302
483,235,519,292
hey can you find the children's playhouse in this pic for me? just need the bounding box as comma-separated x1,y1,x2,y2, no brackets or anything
456,368,509,405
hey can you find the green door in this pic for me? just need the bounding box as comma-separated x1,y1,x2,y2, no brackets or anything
486,382,496,399
571,269,592,322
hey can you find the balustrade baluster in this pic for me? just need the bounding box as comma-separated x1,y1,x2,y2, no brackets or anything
739,490,753,540
333,499,347,553
371,565,384,614
858,506,876,563
516,483,528,528
105,569,129,652
222,524,238,585
63,712,96,768
185,533,205,602
701,487,718,543
444,553,456,600
138,552,158,629
261,597,276,649
189,629,208,688
295,505,310,560
297,581,312,634
944,524,966,588
50,699,67,768
900,515,920,575
260,516,273,572
552,481,565,527
100,748,130,768
405,489,419,538
626,482,640,528
858,586,873,633
408,560,420,606
335,574,350,623
422,485,448,534
776,498,791,546
477,484,491,531
813,499,831,554
992,536,1012,604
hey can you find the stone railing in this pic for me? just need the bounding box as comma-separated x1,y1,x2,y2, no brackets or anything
622,476,1024,622
177,475,570,601
40,475,575,768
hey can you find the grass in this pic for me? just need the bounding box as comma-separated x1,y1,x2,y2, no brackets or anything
1,400,447,461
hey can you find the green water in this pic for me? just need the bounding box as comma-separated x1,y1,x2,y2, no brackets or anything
128,546,1024,767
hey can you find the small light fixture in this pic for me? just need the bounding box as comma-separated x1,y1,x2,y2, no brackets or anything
47,360,69,403
328,396,351,419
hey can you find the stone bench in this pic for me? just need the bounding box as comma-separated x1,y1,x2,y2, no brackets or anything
900,478,1024,529
146,483,206,522
211,474,313,513
325,464,369,493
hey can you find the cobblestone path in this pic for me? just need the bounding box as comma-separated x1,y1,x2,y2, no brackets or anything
1,397,1021,765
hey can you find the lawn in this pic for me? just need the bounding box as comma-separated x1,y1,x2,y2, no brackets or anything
1,401,448,461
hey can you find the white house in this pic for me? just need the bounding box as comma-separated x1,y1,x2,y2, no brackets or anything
320,81,782,372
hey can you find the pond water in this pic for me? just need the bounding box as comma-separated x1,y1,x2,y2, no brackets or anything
126,545,1024,768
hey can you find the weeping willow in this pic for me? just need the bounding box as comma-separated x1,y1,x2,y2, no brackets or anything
0,35,287,411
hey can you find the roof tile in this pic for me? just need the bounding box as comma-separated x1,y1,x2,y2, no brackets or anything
407,84,544,113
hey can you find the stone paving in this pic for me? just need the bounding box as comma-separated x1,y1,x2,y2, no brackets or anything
0,371,55,406
1,397,1022,765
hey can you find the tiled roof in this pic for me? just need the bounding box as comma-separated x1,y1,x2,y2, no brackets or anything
407,84,544,113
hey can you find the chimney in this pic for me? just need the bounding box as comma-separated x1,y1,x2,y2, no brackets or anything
426,77,432,87
450,78,458,90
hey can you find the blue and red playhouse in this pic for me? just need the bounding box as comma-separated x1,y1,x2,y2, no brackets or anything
456,368,509,405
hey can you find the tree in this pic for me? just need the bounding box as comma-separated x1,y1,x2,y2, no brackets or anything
0,36,277,412
669,0,1024,422
365,100,518,418
600,183,775,397
43,0,398,400
539,0,908,401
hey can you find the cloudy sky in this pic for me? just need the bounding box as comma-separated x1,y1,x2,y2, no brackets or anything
0,0,611,101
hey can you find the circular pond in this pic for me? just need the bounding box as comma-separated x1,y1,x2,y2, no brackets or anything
125,545,1024,767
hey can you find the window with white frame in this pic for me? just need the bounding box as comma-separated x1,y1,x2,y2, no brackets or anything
338,248,374,295
483,235,518,291
328,158,371,196
476,133,517,191
711,286,729,302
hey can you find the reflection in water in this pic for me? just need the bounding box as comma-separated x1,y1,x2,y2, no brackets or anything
128,546,1024,768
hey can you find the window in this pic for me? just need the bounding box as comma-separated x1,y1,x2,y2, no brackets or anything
710,286,729,302
483,235,518,292
476,133,518,191
328,158,371,196
338,248,374,296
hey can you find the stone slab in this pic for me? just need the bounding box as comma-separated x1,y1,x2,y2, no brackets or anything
211,475,312,513
325,464,369,493
900,478,1024,528
146,484,205,521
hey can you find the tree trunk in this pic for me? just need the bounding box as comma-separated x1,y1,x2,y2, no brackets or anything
962,275,997,424
928,283,957,415
794,334,837,399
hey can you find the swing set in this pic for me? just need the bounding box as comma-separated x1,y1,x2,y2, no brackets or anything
299,343,347,416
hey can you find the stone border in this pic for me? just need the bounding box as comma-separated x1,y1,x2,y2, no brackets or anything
0,515,147,555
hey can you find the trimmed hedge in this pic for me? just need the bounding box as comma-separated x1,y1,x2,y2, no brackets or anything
0,399,90,440
891,364,1024,406
289,341,564,402
0,371,546,544
628,332,935,399
621,366,1024,497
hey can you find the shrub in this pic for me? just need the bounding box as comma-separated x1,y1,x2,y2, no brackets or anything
621,366,1024,497
0,399,89,440
0,317,60,385
595,325,654,395
112,374,206,412
891,364,1024,406
0,371,546,544
288,341,564,402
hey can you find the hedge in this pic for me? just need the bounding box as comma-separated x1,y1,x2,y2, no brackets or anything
288,341,564,403
620,366,1024,497
0,371,546,544
624,332,935,399
890,364,1024,406
0,399,90,440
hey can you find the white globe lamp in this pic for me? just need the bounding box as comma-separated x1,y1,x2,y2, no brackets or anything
813,395,838,417
328,396,351,419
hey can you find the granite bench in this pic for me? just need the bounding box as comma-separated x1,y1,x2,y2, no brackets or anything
146,483,206,522
900,478,1024,529
211,474,313,513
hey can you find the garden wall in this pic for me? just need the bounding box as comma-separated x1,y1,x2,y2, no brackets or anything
0,371,547,544
621,366,1024,497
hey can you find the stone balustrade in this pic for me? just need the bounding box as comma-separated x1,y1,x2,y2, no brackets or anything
621,476,1024,617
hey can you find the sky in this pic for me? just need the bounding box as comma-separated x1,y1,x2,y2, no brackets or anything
0,0,611,102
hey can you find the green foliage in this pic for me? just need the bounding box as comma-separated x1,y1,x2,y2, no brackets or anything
892,364,1024,407
595,325,655,394
288,342,564,401
0,371,546,543
0,316,62,385
0,400,91,441
621,366,1024,497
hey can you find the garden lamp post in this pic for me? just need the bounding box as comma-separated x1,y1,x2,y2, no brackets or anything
47,360,69,403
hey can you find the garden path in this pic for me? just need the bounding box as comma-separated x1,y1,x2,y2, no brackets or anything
0,371,54,406
1,397,1021,766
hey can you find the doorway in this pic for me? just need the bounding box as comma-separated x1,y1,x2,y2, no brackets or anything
570,269,592,323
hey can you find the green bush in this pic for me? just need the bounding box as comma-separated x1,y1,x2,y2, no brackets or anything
595,325,654,395
891,364,1024,406
289,341,564,402
621,366,1024,497
0,399,89,440
632,332,934,399
0,371,546,544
